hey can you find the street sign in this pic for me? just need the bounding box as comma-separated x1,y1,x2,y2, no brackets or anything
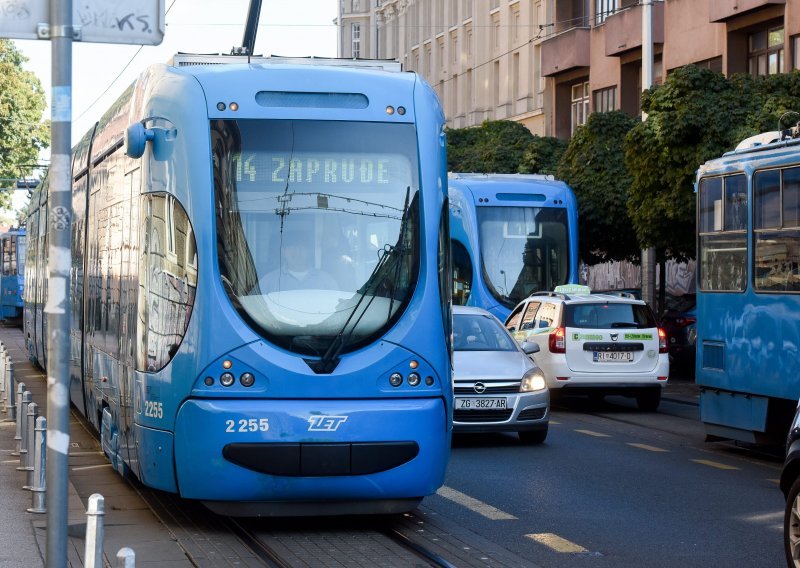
0,0,164,44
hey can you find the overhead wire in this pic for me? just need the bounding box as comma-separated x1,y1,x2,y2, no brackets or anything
74,0,179,123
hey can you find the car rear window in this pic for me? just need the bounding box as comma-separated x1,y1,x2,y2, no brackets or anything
564,302,656,329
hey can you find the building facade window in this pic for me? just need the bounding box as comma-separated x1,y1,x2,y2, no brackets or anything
596,0,618,25
351,23,361,58
571,82,590,135
594,86,616,113
793,35,800,70
492,13,500,49
749,26,784,76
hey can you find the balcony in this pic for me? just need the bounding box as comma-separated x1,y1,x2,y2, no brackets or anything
541,27,591,77
709,0,785,22
604,2,664,57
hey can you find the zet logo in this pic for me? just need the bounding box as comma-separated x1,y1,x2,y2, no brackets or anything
308,415,349,432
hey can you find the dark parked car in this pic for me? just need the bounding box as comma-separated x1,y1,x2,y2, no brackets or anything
781,405,800,565
659,293,696,376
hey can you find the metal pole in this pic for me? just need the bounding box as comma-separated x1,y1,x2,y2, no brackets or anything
84,494,105,568
17,391,31,469
24,401,39,488
46,0,73,565
116,547,135,567
12,382,25,453
5,358,15,422
0,346,6,414
640,0,657,313
28,416,47,514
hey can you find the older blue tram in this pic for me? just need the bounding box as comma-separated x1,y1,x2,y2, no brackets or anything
24,57,452,515
696,131,800,446
0,229,25,321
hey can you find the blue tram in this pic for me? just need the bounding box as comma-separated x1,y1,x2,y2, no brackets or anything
696,131,800,445
448,173,579,322
24,57,452,514
0,229,25,321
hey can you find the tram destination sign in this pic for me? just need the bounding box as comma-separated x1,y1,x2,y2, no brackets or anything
0,0,164,45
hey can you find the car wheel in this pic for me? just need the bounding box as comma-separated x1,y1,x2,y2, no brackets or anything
636,389,661,411
786,476,800,567
519,427,548,445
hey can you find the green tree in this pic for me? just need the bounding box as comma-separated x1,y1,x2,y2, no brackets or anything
446,120,533,173
0,40,49,210
556,111,640,264
519,135,568,175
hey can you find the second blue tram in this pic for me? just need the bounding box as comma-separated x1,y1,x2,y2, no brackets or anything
24,57,452,514
448,173,579,322
0,229,25,321
696,131,800,446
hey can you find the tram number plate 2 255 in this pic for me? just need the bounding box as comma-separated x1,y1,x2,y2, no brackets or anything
225,418,270,433
457,397,507,410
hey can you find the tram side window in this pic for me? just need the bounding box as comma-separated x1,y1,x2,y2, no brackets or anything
754,166,800,292
698,175,747,292
137,194,198,372
452,239,472,305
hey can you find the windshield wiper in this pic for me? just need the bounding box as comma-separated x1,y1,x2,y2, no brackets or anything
310,188,413,374
609,322,640,328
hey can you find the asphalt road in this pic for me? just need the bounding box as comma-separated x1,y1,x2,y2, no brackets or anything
427,397,785,567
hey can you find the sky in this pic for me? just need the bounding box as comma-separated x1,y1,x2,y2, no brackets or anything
6,0,338,220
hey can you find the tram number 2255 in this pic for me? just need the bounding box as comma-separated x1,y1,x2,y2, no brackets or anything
144,400,163,419
225,418,270,433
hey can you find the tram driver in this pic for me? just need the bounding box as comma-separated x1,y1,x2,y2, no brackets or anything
257,229,338,293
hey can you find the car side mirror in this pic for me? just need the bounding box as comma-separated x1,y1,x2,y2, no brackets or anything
521,341,539,355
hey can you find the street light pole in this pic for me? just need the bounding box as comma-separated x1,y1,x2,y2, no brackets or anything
46,0,73,565
641,0,657,313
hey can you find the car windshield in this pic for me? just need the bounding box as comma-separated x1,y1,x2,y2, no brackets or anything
477,206,569,308
212,119,420,356
453,313,518,352
565,302,656,329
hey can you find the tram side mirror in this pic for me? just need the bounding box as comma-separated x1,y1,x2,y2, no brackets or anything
125,123,155,159
521,341,540,355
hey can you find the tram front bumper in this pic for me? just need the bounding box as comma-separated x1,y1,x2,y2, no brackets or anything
174,397,449,501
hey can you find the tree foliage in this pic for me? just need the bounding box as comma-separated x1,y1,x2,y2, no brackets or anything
0,40,49,210
446,120,533,173
518,135,568,175
557,111,640,264
625,66,800,263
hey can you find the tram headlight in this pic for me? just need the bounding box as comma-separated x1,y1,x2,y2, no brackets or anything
240,372,255,387
220,372,235,387
520,369,546,392
389,373,403,387
204,376,214,386
407,372,421,387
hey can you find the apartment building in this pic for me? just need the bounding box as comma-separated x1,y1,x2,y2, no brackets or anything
336,0,554,135
337,1,800,139
542,0,800,138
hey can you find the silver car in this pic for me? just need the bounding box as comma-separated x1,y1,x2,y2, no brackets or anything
453,306,549,444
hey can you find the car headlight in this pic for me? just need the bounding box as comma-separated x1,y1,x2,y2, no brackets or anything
520,369,547,392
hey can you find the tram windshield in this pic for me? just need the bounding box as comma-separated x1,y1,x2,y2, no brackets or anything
478,207,569,308
212,119,420,357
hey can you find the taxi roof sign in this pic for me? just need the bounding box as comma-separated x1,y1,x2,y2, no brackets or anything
554,284,591,295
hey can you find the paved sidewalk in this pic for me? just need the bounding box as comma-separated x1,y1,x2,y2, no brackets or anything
662,377,699,406
0,324,190,567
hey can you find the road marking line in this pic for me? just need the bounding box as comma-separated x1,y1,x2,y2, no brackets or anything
436,486,517,520
574,429,610,438
768,479,781,485
549,420,560,425
627,443,668,452
71,464,112,472
526,533,589,553
692,459,739,470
